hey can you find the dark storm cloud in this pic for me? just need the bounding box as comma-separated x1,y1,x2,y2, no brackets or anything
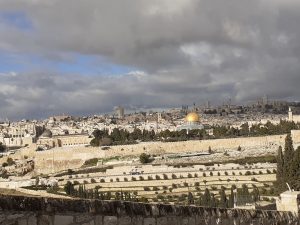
0,0,300,119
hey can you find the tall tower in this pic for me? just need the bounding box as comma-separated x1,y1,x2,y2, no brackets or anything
157,112,162,123
115,106,125,119
288,107,293,121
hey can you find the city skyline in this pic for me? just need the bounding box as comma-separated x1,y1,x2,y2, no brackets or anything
1,0,300,119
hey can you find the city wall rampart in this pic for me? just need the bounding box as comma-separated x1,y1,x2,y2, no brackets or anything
8,131,300,174
0,195,298,225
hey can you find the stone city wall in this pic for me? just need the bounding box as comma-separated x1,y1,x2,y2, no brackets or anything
8,131,300,174
0,195,298,225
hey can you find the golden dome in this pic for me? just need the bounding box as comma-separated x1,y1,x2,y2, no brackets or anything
185,112,200,122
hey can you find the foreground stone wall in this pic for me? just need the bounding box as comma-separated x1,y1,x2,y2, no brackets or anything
0,195,298,225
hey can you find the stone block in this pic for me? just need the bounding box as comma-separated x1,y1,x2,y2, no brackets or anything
37,215,52,225
181,217,189,225
195,216,206,225
103,216,117,225
118,216,131,225
74,215,94,223
27,215,37,225
17,218,28,225
7,213,25,220
157,217,179,225
143,217,156,225
54,215,74,225
131,216,143,225
188,217,196,225
94,215,103,225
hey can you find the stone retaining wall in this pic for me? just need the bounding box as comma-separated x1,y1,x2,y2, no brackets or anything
0,195,298,225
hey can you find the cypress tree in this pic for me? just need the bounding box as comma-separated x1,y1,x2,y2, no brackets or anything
276,146,285,190
219,188,227,208
228,188,234,208
289,147,300,190
210,194,217,207
202,188,211,207
283,134,294,183
188,192,194,204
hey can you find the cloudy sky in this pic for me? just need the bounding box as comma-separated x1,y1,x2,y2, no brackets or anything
0,0,300,119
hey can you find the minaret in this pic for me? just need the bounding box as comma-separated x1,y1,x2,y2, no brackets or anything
288,107,293,121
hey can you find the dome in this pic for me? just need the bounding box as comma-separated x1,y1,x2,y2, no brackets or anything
186,112,200,123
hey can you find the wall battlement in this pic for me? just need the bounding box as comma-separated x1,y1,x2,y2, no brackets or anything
0,195,298,225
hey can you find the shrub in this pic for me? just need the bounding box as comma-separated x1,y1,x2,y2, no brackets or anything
7,158,15,166
194,173,198,178
273,169,277,173
100,179,105,183
116,178,120,182
124,178,128,182
144,187,150,191
209,172,213,176
245,171,251,176
183,182,188,187
131,177,137,181
155,175,161,180
139,176,144,181
163,174,168,179
266,169,272,174
91,178,96,183
194,182,200,187
140,153,151,164
172,174,177,179
224,171,228,176
148,176,153,180
188,173,193,178
259,171,263,175
153,187,160,191
251,178,258,182
203,173,206,177
217,172,221,176
172,183,177,189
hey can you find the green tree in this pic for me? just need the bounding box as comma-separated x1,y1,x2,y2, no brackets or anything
289,147,300,190
276,146,285,191
0,142,6,152
228,187,235,208
64,181,75,195
139,153,151,164
219,188,227,208
283,134,294,183
202,188,211,207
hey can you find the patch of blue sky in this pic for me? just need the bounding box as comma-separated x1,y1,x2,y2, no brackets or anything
55,54,137,76
0,52,137,76
0,52,26,73
0,11,33,31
